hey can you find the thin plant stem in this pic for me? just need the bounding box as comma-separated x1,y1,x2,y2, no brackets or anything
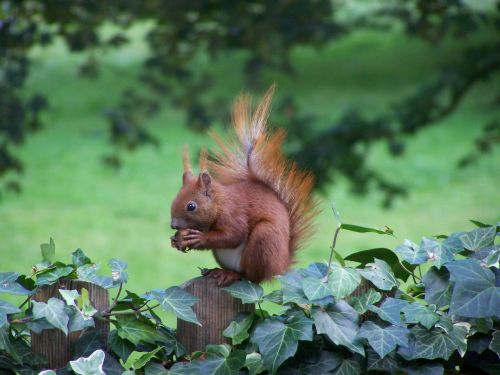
101,303,160,317
399,260,420,283
326,225,342,282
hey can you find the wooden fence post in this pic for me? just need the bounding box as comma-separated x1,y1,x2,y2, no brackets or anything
177,276,255,353
31,279,109,369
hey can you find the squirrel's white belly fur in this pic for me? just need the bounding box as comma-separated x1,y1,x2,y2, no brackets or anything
215,243,245,272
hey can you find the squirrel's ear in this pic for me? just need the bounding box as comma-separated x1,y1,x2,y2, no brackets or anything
198,172,212,195
183,171,194,185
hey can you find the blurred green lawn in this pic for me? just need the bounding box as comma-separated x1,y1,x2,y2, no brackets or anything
1,29,498,313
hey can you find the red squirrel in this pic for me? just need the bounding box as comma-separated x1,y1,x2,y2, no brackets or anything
170,86,317,286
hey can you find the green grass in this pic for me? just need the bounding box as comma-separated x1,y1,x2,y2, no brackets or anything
1,29,498,322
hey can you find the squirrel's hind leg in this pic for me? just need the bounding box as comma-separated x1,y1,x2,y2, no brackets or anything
240,221,290,283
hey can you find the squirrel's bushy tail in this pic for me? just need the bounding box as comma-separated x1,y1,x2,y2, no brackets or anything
208,86,317,254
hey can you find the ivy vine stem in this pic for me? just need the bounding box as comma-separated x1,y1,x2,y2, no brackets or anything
326,224,342,282
100,302,160,317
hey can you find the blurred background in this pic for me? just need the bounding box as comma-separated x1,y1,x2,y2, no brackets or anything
1,0,499,299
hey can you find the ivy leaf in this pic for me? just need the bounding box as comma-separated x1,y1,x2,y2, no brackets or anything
67,306,95,332
197,350,246,375
340,223,393,236
366,348,400,373
69,349,106,375
394,239,427,265
398,325,468,360
263,290,283,305
109,258,128,285
359,258,398,291
145,362,168,375
301,277,331,301
345,248,414,281
59,289,79,306
108,330,135,362
300,263,329,278
402,303,440,329
368,297,409,326
332,359,361,375
279,271,309,305
250,315,310,374
77,264,113,289
145,287,200,325
0,301,20,327
422,266,452,308
328,263,361,299
72,249,91,267
421,237,462,269
312,301,364,356
223,313,254,345
245,352,265,375
358,321,409,358
0,272,33,295
36,265,74,286
401,363,444,375
0,327,22,364
115,315,168,345
40,237,55,263
349,289,382,314
277,350,342,374
445,259,500,318
490,330,500,358
222,280,263,304
483,247,500,268
32,298,69,335
133,347,163,370
460,226,496,251
72,329,105,357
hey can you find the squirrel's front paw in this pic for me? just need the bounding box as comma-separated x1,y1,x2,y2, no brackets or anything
171,229,191,252
178,229,204,250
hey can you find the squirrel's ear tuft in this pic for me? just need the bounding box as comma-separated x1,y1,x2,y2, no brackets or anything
183,171,194,185
198,172,212,194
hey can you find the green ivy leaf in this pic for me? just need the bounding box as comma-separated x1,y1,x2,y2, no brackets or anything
422,266,452,308
328,263,361,299
109,258,128,285
301,277,331,301
359,258,398,291
358,321,409,358
67,306,95,332
72,330,105,358
0,327,22,364
244,352,265,375
77,264,113,289
0,301,20,327
277,350,342,374
402,303,440,329
133,347,163,370
250,314,312,374
108,330,135,362
0,272,33,295
32,298,69,335
460,226,496,251
368,297,408,326
72,249,91,267
366,348,400,373
145,287,200,325
115,315,168,345
59,289,79,306
421,236,462,269
263,290,283,305
349,289,382,314
446,259,500,318
69,349,106,375
40,237,55,263
145,361,168,375
483,247,500,268
340,223,393,236
312,301,364,356
394,240,427,265
223,313,254,345
401,363,444,375
279,271,310,305
36,265,74,286
398,324,468,360
490,330,500,358
332,359,361,375
222,280,263,304
345,248,414,281
206,350,247,375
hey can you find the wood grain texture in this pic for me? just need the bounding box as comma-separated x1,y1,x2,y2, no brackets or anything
177,276,255,353
31,279,109,369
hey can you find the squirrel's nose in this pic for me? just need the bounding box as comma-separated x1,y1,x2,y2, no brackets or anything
171,218,180,230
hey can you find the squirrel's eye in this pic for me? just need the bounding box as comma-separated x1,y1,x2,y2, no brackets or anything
186,202,197,212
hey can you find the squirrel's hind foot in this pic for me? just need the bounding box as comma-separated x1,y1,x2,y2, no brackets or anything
201,267,241,286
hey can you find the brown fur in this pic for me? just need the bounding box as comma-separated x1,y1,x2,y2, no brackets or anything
170,86,317,283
